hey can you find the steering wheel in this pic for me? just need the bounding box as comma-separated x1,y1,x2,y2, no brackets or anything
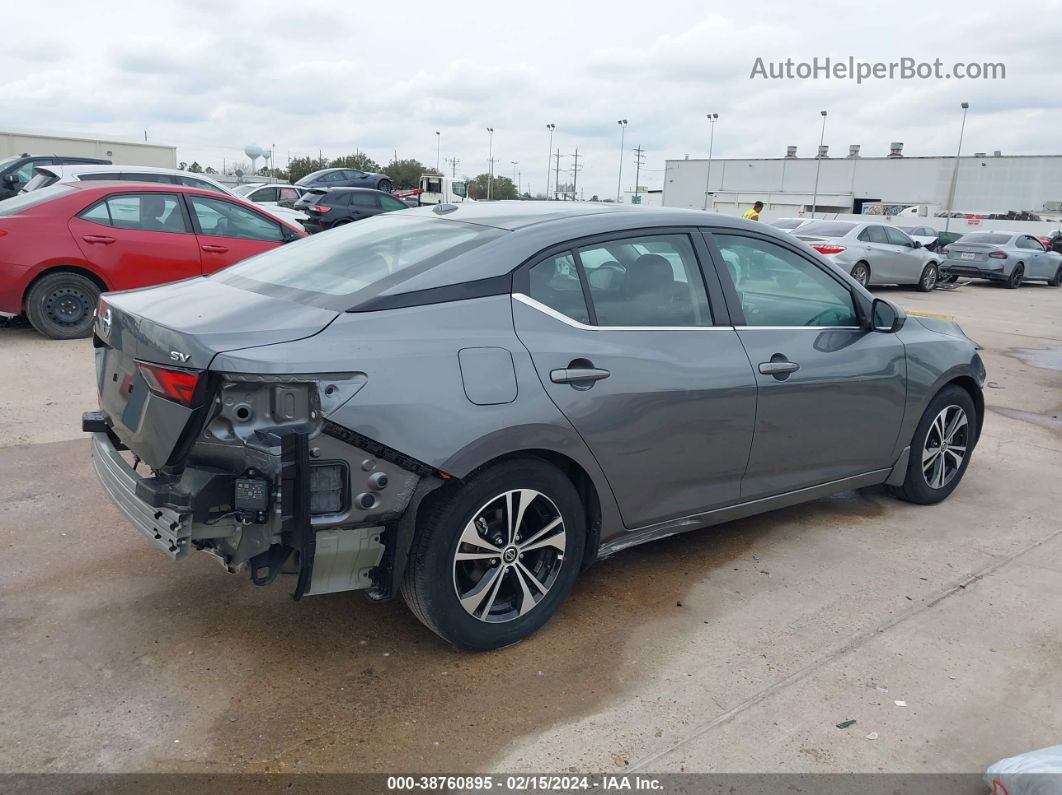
805,308,843,326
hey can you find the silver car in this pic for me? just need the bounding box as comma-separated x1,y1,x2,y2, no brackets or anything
940,231,1062,289
83,203,985,649
768,217,815,234
795,220,941,291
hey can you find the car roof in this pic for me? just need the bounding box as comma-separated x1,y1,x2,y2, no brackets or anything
397,200,738,231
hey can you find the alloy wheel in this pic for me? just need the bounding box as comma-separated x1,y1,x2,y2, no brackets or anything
452,489,566,623
851,264,869,287
922,265,938,290
922,405,969,489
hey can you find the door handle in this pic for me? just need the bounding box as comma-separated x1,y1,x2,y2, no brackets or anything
82,234,115,245
201,244,229,253
758,360,800,375
550,367,610,385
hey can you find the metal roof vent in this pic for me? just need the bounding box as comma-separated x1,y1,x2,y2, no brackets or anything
785,146,798,158
817,145,829,158
973,152,987,158
847,145,861,158
888,142,904,158
993,150,1002,157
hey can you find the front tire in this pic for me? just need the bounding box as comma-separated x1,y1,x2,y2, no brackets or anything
1048,265,1062,287
887,385,977,505
916,262,939,292
1004,264,1024,289
402,458,586,650
377,179,393,193
25,271,100,339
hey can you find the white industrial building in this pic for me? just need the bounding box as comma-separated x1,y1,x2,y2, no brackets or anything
1,128,177,168
662,143,1062,220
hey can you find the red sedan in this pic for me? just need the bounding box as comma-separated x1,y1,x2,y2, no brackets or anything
0,181,306,339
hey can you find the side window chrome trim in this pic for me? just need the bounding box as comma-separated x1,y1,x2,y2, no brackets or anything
733,325,865,331
514,293,733,331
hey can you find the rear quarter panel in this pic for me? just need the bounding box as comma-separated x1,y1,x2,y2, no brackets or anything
209,294,627,541
0,213,94,314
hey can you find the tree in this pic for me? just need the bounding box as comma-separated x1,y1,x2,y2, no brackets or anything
286,156,329,183
466,173,518,200
204,166,217,175
178,161,188,171
188,161,203,173
329,153,381,173
383,158,438,190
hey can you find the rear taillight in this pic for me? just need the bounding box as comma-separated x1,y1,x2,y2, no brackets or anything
989,251,1008,259
941,246,949,257
138,362,201,406
309,205,331,213
812,244,846,255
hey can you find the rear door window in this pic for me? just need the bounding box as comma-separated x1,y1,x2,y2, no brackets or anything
864,225,889,244
79,193,189,233
885,227,914,246
250,187,279,202
350,193,379,208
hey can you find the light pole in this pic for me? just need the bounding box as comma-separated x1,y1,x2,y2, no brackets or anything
944,102,970,234
435,131,440,173
545,123,555,199
810,110,828,218
701,113,718,211
486,127,494,200
616,119,627,203
511,161,519,196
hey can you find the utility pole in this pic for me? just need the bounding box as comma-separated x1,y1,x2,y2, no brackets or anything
615,119,627,202
944,102,970,234
446,157,459,178
545,123,555,199
569,148,582,202
632,145,646,204
486,127,494,200
511,160,519,194
554,148,562,201
702,113,718,210
435,131,441,173
810,110,828,218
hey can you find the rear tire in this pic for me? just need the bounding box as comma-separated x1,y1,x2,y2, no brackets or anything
377,179,392,193
850,262,870,287
402,458,586,650
1004,264,1024,289
887,385,977,505
25,271,100,340
1048,265,1062,287
916,262,939,292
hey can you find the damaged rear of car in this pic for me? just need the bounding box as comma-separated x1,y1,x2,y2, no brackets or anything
85,213,511,602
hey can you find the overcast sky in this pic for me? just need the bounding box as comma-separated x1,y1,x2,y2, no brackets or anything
4,0,1058,197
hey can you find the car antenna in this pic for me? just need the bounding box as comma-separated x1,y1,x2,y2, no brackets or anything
433,204,459,214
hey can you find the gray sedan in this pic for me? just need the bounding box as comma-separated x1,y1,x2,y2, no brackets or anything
795,220,941,290
83,204,985,649
940,231,1062,288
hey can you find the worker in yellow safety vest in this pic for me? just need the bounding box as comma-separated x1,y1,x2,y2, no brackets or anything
742,201,764,221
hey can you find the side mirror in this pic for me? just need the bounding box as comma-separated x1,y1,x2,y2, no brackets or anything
2,174,17,187
871,298,906,333
912,240,922,249
282,229,302,243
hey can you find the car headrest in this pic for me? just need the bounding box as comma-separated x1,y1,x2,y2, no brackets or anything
141,195,166,217
628,253,674,291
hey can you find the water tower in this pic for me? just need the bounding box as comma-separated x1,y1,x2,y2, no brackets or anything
244,144,265,175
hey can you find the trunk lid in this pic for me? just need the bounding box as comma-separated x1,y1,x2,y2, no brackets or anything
95,277,338,469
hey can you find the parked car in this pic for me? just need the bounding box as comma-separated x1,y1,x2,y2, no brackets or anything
21,165,308,226
298,187,410,232
82,202,985,649
0,181,305,339
795,220,941,291
232,182,307,209
0,154,110,200
768,217,814,234
896,225,940,251
295,167,393,193
940,231,1062,288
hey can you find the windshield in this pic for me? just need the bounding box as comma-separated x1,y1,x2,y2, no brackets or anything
797,221,856,238
770,218,804,230
21,171,58,193
959,233,1012,245
0,155,22,171
0,184,76,214
232,184,258,196
213,214,507,310
452,180,467,198
295,169,331,186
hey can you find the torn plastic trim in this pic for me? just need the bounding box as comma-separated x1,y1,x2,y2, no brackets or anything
322,419,453,481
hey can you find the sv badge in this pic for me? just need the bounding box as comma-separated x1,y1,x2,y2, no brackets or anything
170,351,191,363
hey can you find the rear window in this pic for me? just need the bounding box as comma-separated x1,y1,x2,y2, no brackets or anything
212,214,506,310
0,184,76,215
797,221,856,238
958,233,1012,245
